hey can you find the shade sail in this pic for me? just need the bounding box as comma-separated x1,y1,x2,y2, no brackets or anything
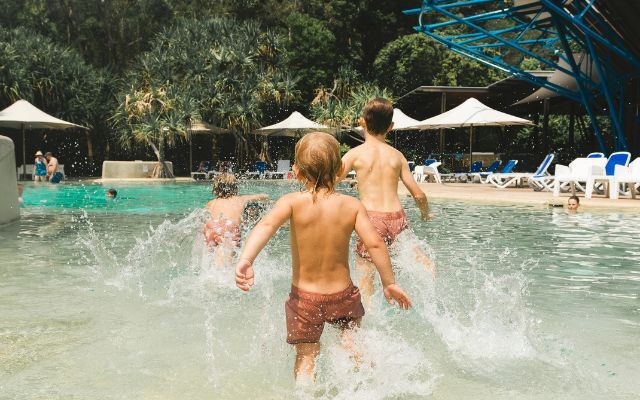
258,111,328,137
414,97,533,129
0,100,85,130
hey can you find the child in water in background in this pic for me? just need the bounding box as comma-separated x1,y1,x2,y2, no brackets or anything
235,132,412,384
567,195,580,212
204,173,268,251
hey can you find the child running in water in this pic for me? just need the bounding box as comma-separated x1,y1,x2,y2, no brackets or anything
235,132,412,383
204,173,268,251
341,98,435,303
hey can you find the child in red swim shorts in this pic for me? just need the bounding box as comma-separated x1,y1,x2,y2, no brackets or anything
341,98,436,303
235,132,412,383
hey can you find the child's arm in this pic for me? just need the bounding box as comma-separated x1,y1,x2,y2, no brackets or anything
235,195,292,291
354,203,413,309
399,156,430,221
241,193,269,202
338,150,355,182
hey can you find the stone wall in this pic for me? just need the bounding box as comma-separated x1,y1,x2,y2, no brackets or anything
102,160,174,179
0,136,20,224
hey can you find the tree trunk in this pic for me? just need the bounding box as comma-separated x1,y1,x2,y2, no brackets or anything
150,137,174,179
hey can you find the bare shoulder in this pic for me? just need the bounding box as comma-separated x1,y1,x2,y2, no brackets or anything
334,193,361,210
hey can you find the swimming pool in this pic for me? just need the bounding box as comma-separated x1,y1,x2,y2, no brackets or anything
1,182,638,399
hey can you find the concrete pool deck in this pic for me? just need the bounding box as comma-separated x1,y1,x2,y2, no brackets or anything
399,182,640,210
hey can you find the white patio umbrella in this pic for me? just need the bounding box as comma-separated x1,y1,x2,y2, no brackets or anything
354,108,421,145
413,97,533,164
0,99,86,178
257,111,328,137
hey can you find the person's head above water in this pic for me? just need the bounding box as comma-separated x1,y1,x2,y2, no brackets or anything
567,195,580,212
361,97,394,136
293,132,343,197
213,172,239,198
106,188,117,198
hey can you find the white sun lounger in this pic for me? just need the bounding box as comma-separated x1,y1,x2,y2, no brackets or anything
585,152,631,199
611,157,640,200
553,157,607,197
487,155,553,189
266,159,291,179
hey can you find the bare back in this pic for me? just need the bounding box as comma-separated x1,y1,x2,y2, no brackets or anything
205,194,267,224
344,139,404,212
288,192,360,293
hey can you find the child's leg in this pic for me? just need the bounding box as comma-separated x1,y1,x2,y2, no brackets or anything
294,342,320,383
356,256,376,305
414,245,437,277
338,317,362,365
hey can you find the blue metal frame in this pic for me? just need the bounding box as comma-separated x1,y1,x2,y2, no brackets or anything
405,0,640,152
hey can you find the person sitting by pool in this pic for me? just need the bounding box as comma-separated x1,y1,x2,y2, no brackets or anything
45,152,62,183
33,151,48,182
340,98,435,304
106,188,118,199
235,132,412,384
567,195,580,213
204,173,268,249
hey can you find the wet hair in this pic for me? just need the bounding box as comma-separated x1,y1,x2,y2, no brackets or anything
362,98,393,135
568,195,579,204
294,132,342,199
107,188,117,197
213,173,239,198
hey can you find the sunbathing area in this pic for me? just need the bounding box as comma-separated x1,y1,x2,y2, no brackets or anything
1,1,640,399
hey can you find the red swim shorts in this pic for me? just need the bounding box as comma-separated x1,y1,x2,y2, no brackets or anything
285,282,365,344
355,209,409,261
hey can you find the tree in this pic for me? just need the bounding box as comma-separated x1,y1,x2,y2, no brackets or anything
111,85,199,178
373,34,444,96
112,17,299,168
0,27,114,174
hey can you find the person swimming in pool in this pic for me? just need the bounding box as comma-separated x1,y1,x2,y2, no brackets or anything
567,195,580,213
235,132,412,384
204,173,268,253
106,188,117,199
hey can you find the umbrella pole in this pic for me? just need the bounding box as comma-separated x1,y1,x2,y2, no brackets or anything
22,124,26,180
189,134,193,173
469,126,473,167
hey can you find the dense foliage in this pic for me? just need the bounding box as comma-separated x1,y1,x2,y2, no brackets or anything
0,0,590,175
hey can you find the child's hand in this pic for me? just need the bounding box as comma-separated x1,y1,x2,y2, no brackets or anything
383,284,413,310
235,259,254,291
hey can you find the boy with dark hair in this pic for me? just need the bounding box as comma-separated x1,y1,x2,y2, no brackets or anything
340,98,435,303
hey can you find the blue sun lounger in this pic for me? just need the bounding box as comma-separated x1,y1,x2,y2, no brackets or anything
488,155,553,189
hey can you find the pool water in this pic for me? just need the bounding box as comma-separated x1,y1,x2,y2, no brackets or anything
1,182,638,399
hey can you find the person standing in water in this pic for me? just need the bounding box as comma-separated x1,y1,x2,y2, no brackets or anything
204,173,268,252
340,98,435,304
33,151,48,182
235,132,412,384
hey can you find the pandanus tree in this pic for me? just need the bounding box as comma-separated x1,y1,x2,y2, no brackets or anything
112,17,299,169
311,67,394,131
111,85,199,178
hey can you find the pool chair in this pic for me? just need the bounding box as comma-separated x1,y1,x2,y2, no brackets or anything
477,160,518,184
611,157,640,200
266,159,291,179
441,160,483,183
587,152,605,158
423,162,442,183
584,151,631,199
552,156,607,197
424,159,437,166
413,165,426,182
487,155,553,189
469,160,501,183
246,161,267,179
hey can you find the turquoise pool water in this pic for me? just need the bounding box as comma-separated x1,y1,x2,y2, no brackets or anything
1,182,638,399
